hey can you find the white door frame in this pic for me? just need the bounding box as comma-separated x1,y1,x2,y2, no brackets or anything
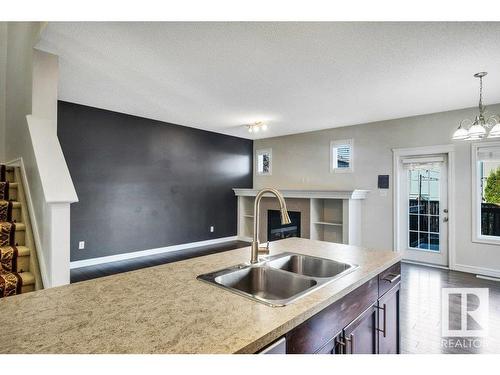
393,144,456,268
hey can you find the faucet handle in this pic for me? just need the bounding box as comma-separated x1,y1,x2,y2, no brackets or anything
258,241,270,256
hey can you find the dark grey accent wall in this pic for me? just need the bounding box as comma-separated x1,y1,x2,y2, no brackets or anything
58,101,253,261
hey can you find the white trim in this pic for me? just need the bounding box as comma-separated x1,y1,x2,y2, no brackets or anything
255,148,272,176
402,259,450,270
393,144,455,268
330,139,353,173
5,157,50,288
452,263,500,279
471,141,500,245
70,236,239,269
476,275,500,282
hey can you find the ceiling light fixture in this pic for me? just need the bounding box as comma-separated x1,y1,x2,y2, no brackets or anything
246,121,268,133
452,72,500,141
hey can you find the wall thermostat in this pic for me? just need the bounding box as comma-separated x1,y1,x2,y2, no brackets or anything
378,175,389,189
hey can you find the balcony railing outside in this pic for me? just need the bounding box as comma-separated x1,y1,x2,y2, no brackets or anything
481,203,500,236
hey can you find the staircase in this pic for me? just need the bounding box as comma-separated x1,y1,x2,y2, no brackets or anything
0,164,42,297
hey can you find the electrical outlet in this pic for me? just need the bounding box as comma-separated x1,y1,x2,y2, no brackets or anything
210,226,214,233
78,241,85,250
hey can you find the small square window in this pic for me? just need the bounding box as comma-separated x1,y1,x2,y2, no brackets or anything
256,149,272,175
330,139,353,173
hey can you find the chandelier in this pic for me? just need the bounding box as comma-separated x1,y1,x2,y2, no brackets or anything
452,72,500,141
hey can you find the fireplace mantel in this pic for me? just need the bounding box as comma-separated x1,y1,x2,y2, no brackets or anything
233,188,369,200
234,188,369,246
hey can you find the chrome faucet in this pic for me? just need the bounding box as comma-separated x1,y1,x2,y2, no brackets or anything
251,188,291,264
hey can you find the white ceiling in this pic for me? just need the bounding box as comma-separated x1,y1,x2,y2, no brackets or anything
37,22,500,139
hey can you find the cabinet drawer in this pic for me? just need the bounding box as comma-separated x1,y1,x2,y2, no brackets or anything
378,262,401,298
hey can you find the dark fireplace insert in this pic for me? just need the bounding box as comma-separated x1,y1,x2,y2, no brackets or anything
267,210,301,242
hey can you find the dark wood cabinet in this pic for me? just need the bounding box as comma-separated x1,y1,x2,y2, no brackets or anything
282,261,401,355
286,277,378,354
340,304,378,354
377,283,400,354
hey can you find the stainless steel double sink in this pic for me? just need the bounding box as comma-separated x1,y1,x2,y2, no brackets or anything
197,252,358,307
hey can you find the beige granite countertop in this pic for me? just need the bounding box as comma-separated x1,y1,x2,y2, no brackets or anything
0,238,401,353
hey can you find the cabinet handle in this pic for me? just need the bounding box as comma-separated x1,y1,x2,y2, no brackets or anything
376,303,387,337
344,334,354,354
335,336,345,354
382,273,400,283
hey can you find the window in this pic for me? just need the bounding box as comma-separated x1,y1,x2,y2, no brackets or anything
330,139,353,173
473,143,500,244
256,148,272,175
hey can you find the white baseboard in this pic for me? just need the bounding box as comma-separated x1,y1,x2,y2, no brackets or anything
402,259,450,270
70,236,239,269
476,275,500,282
452,263,500,279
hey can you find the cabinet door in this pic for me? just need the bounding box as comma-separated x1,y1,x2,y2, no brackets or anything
377,283,400,354
314,333,344,354
341,304,377,354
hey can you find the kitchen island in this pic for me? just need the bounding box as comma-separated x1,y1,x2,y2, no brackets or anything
0,238,401,354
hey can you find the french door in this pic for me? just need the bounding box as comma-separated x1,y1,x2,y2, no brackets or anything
398,155,449,266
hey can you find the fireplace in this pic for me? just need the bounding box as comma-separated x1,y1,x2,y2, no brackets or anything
267,210,301,242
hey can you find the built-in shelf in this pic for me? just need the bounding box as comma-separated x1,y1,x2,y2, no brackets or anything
313,221,343,227
234,188,368,246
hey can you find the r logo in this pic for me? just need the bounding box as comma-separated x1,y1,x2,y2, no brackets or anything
442,288,489,337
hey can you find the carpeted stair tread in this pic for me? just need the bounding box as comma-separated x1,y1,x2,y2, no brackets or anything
16,246,31,273
13,223,25,231
15,246,30,257
0,269,33,297
20,271,34,286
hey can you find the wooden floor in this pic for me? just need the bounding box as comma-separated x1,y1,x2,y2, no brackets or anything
400,262,500,354
70,240,250,283
72,247,500,354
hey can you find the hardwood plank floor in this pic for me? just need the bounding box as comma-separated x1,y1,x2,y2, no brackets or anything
401,262,500,354
70,240,250,283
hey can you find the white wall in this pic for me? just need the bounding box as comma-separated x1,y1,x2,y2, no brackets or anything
254,104,500,277
4,22,41,160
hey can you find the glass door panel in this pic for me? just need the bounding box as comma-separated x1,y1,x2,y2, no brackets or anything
407,167,440,252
